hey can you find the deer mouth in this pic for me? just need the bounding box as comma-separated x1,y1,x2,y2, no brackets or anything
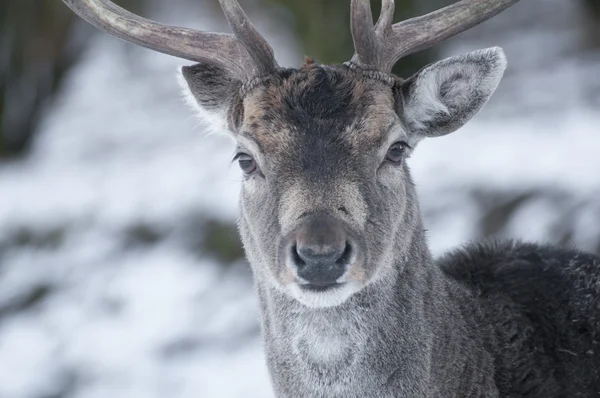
299,282,345,293
288,280,363,308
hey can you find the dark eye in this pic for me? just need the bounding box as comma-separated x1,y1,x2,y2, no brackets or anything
385,142,407,164
236,153,257,174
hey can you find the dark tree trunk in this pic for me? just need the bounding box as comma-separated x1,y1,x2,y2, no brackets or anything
582,0,600,48
0,1,78,158
0,0,144,159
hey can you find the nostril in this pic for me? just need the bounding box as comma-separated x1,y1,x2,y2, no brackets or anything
291,244,306,268
336,241,353,266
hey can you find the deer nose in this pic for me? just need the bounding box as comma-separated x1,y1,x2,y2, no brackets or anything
289,214,353,289
293,242,351,288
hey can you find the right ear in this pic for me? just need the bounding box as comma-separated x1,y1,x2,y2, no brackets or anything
398,47,506,138
178,63,243,133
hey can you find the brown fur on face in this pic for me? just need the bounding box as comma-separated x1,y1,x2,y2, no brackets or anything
237,63,401,162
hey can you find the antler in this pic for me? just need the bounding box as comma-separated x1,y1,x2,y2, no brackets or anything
350,0,520,72
61,0,278,80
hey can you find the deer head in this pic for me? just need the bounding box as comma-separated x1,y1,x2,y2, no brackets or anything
63,0,517,308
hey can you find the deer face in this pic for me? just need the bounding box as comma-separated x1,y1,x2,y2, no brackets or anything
182,48,506,308
236,64,408,308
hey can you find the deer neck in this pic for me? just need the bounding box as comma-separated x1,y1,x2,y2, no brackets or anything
254,219,485,396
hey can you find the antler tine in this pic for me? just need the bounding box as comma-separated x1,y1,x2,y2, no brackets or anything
219,0,278,77
375,0,395,36
350,0,379,68
61,0,277,80
386,0,519,71
350,0,520,73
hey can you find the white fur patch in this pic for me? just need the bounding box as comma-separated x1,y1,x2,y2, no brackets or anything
287,281,363,308
294,331,347,363
406,74,451,132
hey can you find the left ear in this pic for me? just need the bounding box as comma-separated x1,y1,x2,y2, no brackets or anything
400,47,507,137
178,63,243,134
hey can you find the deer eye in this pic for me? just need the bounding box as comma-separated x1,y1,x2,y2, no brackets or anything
385,142,407,164
235,153,257,174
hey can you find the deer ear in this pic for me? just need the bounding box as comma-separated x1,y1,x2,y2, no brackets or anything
178,63,243,133
400,47,506,138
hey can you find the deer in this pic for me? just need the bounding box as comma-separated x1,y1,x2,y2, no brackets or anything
62,0,600,396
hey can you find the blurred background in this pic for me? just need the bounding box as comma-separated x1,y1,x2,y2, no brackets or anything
1,0,599,397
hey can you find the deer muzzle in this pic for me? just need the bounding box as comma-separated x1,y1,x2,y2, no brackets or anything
280,212,364,291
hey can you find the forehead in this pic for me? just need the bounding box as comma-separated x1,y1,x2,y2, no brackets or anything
240,64,398,155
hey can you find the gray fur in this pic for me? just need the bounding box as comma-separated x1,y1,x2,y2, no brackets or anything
180,49,600,397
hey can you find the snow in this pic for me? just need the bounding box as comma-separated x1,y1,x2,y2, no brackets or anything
414,110,600,193
0,13,276,398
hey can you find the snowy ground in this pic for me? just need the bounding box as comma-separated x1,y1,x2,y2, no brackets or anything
0,0,599,397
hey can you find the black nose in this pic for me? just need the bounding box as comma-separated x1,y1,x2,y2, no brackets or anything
293,242,351,287
290,214,353,288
